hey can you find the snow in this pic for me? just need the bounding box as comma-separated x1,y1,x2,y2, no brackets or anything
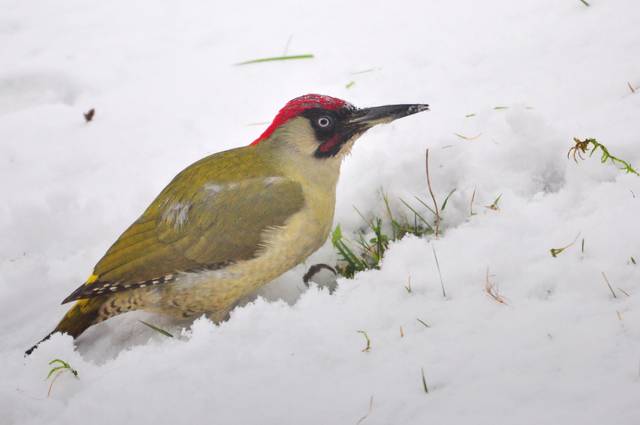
1,0,640,423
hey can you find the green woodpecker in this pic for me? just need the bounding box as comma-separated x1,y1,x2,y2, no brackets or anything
26,94,428,354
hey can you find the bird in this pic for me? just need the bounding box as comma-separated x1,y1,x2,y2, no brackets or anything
26,94,428,355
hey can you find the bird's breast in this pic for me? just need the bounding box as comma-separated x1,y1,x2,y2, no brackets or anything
233,181,337,282
163,180,337,317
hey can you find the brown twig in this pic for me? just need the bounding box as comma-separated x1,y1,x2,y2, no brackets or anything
618,287,630,297
485,268,507,304
567,138,591,162
356,396,374,425
357,330,371,352
47,372,62,397
601,272,617,299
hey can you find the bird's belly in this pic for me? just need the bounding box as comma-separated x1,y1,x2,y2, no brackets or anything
156,202,333,319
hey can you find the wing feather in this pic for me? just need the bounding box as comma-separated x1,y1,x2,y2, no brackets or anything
63,147,305,303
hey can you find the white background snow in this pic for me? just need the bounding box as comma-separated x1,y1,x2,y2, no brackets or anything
1,0,640,423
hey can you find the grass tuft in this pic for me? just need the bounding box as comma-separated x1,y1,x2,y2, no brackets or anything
330,152,454,280
568,138,639,176
485,194,502,211
331,195,434,279
46,359,78,397
403,198,435,229
550,233,581,258
331,225,370,278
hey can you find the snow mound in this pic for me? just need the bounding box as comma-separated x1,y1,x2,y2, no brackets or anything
1,0,639,424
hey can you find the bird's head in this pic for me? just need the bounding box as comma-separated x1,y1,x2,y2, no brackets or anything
251,94,429,160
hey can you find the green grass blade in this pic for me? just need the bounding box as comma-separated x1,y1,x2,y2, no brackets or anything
46,359,78,381
353,206,372,229
337,239,365,271
421,368,429,393
333,225,369,271
416,318,431,328
350,67,381,75
139,320,174,338
235,54,314,66
46,366,64,380
381,192,399,240
413,196,437,216
400,199,434,230
440,189,457,211
332,225,343,245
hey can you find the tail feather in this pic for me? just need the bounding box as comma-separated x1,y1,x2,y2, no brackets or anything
25,299,103,356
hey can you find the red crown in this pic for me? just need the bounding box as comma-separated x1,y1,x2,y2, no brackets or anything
251,94,349,145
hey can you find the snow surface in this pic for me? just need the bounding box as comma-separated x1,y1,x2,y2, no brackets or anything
2,0,640,424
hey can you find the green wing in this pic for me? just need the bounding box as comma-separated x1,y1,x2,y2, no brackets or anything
63,147,305,303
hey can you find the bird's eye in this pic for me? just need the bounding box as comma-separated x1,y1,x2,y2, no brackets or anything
317,116,333,128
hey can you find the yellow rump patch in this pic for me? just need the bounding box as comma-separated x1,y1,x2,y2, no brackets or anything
85,274,99,285
65,299,90,317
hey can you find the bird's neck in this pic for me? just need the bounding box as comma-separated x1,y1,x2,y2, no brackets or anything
257,125,343,193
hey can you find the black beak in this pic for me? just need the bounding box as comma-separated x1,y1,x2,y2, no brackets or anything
348,103,429,128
